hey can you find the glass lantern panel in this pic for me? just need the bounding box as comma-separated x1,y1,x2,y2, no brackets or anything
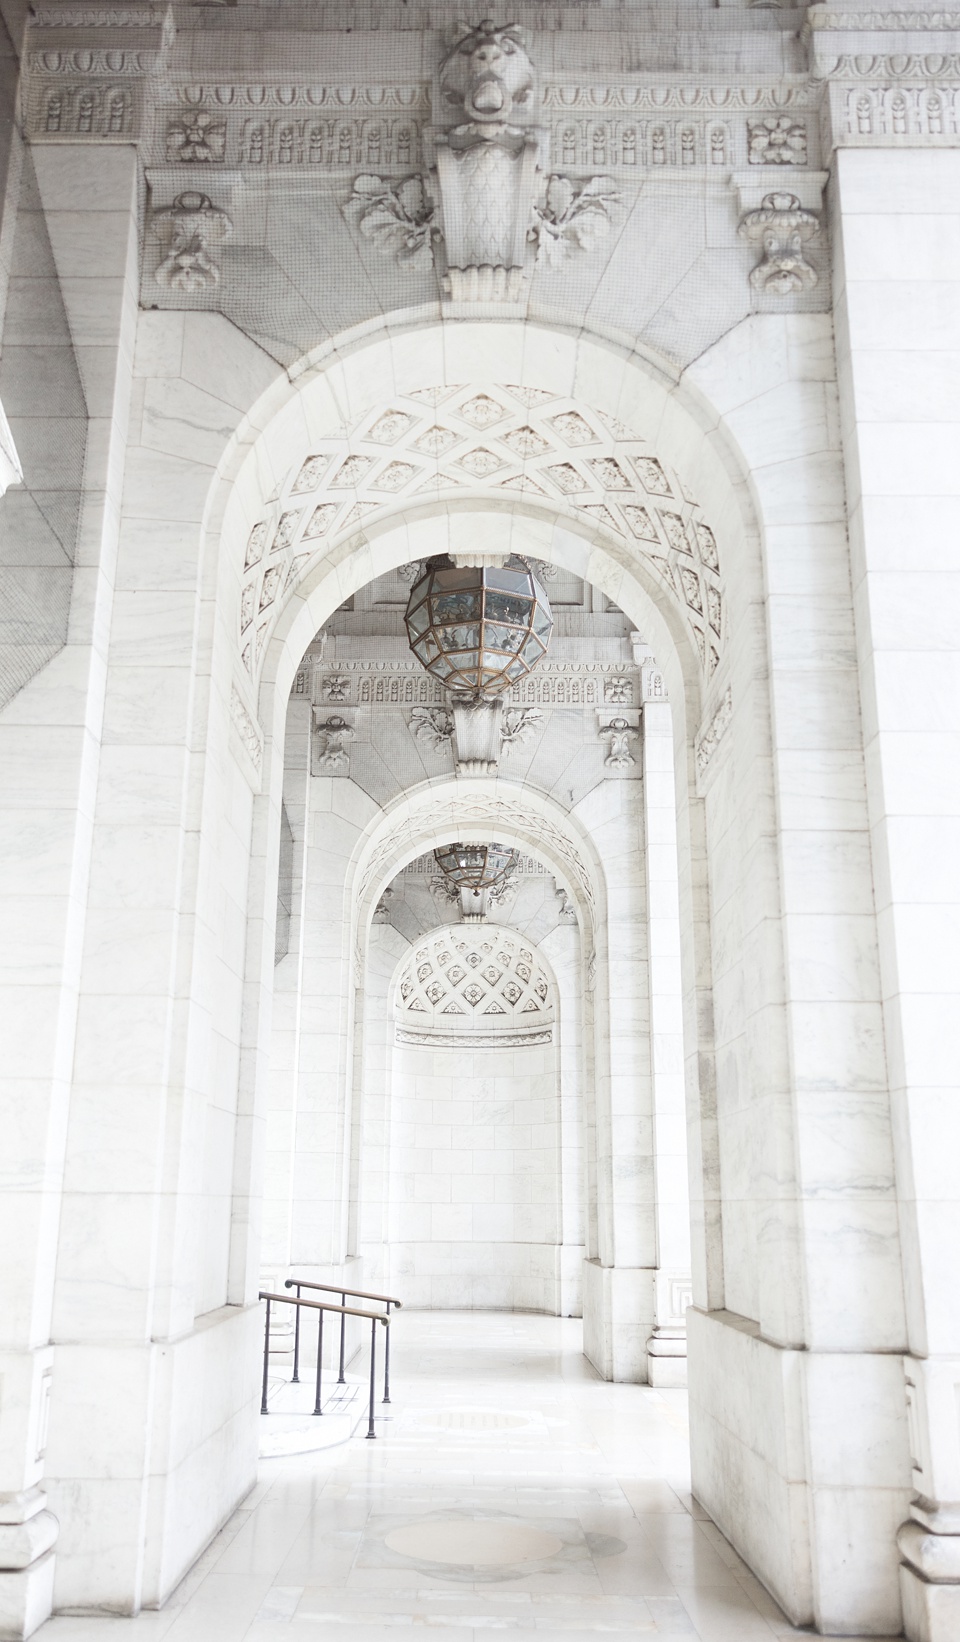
432,590,482,622
488,567,530,593
405,603,431,637
483,625,524,655
485,592,531,625
436,623,480,650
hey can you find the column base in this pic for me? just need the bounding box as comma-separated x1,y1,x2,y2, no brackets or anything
646,1330,687,1388
0,1555,55,1642
582,1260,654,1382
901,1564,960,1642
0,1490,58,1640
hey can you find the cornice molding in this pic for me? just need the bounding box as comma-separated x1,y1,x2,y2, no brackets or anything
806,6,960,29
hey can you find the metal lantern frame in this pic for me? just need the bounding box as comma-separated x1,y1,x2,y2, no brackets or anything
433,841,519,898
404,554,553,699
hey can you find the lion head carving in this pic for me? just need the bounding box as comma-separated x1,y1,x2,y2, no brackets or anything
439,19,536,127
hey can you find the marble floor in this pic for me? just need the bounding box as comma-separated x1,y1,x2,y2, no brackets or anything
38,1312,898,1642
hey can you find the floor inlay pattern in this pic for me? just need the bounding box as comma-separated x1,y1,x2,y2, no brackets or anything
36,1313,900,1641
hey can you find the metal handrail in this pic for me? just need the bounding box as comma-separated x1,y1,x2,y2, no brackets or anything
284,1277,403,1308
258,1289,391,1439
284,1278,401,1403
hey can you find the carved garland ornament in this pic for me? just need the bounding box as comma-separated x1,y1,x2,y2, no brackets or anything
237,385,725,688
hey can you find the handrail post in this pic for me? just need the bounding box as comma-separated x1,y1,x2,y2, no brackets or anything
313,1307,324,1416
292,1282,301,1384
261,1297,271,1415
366,1319,377,1438
383,1301,391,1404
338,1291,347,1384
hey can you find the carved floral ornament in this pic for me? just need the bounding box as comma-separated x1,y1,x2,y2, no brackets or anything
235,385,725,687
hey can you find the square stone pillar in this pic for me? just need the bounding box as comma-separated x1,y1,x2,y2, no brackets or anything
833,146,960,1642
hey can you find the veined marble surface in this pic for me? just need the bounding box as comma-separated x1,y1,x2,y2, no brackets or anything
33,1313,897,1642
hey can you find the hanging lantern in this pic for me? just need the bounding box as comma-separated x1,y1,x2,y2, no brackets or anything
434,841,518,897
404,555,553,699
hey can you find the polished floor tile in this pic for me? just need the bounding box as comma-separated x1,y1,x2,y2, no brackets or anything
36,1313,900,1641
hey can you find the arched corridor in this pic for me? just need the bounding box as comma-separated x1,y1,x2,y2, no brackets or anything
3,7,960,1631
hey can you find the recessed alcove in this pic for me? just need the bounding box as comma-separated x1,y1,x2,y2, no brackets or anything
385,920,567,1314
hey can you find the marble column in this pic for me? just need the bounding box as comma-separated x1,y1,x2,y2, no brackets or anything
0,144,140,1637
638,659,692,1386
834,146,960,1642
580,770,655,1382
260,693,312,1282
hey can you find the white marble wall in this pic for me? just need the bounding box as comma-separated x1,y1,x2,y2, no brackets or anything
833,147,960,1642
387,1034,563,1313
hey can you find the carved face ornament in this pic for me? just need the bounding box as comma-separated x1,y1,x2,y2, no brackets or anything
441,19,534,128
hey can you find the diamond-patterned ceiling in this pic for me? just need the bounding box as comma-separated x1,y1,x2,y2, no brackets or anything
395,925,553,1044
238,383,724,684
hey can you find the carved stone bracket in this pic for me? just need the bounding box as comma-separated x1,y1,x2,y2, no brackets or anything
313,711,355,775
430,18,544,307
738,192,821,295
599,714,639,772
152,190,232,292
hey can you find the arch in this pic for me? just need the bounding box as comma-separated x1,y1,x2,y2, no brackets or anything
194,317,767,761
341,776,607,993
234,381,727,693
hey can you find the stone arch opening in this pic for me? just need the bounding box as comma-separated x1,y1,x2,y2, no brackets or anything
209,318,775,1388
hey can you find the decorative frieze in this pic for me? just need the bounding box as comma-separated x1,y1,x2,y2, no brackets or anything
33,80,139,137
831,80,960,141
165,113,225,162
747,116,808,165
806,9,960,30
229,684,263,778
